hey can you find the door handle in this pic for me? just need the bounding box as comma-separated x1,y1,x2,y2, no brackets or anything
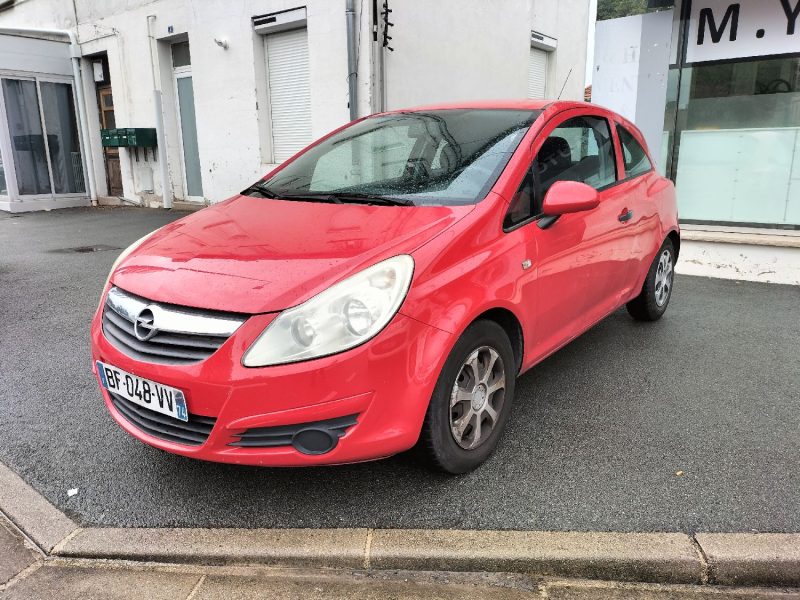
618,209,633,223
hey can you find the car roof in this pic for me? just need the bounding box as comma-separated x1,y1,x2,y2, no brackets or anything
378,99,647,147
382,99,594,113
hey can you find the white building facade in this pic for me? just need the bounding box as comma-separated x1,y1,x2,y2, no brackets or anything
0,0,590,212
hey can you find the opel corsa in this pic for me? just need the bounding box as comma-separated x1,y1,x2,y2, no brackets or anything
91,101,679,473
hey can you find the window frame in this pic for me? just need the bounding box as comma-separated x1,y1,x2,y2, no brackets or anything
615,123,655,183
503,110,622,233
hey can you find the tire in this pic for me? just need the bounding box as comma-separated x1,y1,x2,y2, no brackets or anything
419,320,516,474
626,238,676,322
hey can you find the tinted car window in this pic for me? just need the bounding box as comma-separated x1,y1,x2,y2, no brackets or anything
258,109,541,206
617,125,653,178
534,116,617,197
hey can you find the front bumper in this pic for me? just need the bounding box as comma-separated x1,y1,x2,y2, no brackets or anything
90,306,453,466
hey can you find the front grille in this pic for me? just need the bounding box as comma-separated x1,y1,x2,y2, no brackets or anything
229,414,359,448
102,287,246,365
109,391,216,446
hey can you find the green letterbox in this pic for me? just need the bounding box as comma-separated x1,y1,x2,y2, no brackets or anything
100,129,120,147
100,128,157,148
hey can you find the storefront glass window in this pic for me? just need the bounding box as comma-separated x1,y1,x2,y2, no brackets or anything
666,56,800,226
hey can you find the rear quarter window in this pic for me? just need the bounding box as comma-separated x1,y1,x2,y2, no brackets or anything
617,125,653,179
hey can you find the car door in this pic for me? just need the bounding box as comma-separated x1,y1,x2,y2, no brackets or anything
614,122,663,294
505,109,634,365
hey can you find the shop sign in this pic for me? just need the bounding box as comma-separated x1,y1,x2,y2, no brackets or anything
686,0,800,63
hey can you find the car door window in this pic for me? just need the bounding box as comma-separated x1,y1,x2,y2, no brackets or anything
504,115,617,229
535,116,617,198
617,125,653,179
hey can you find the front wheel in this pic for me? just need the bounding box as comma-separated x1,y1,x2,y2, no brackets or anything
627,239,676,322
418,320,516,474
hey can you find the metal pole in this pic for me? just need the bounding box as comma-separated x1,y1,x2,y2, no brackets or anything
146,15,172,209
346,0,359,121
67,37,98,203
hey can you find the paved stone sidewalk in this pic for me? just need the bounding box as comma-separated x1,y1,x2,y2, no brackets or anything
0,519,38,586
3,560,800,599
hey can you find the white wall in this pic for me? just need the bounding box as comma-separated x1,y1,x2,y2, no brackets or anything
71,0,363,204
384,0,531,108
677,239,800,286
0,0,591,207
383,0,590,109
592,14,643,122
592,10,672,166
531,0,591,101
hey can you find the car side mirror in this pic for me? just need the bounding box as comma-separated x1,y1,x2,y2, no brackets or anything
542,181,600,217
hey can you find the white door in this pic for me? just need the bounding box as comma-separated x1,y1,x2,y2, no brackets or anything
265,28,312,163
172,41,204,201
528,48,549,99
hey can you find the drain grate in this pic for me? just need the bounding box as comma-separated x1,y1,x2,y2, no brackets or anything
50,245,122,254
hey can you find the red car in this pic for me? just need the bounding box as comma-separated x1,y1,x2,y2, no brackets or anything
91,101,679,473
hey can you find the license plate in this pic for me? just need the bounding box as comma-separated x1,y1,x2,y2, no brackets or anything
96,361,188,422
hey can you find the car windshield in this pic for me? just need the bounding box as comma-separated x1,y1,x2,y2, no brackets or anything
252,109,542,206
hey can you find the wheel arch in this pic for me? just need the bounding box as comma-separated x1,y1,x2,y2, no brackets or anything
470,307,524,375
667,229,681,260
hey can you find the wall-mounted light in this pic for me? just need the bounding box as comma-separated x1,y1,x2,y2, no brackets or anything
214,38,229,50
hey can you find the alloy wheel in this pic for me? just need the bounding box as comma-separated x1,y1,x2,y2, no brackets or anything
654,249,674,307
449,346,506,450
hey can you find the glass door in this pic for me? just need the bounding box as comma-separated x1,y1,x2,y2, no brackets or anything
175,74,203,198
2,78,51,196
1,76,85,197
172,42,203,200
40,81,85,194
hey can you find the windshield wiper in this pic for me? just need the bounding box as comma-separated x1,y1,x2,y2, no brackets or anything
242,186,414,206
241,182,277,198
326,193,415,207
279,193,343,204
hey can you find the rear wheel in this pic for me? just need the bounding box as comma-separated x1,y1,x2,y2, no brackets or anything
627,239,676,322
419,320,516,474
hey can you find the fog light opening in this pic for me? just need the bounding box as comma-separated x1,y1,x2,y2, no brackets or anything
292,428,339,455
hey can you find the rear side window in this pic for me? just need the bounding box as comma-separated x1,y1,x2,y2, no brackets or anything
534,116,617,197
617,125,653,178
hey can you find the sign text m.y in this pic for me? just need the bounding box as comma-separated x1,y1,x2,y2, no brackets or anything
686,0,800,63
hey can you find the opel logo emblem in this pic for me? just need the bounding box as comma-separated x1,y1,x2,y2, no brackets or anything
133,308,158,342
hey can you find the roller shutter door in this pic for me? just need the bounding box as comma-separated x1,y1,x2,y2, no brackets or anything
266,28,312,162
528,47,549,99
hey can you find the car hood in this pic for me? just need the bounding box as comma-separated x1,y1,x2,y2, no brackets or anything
112,195,474,314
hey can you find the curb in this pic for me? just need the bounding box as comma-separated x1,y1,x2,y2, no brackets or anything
697,534,800,588
1,461,798,588
0,462,77,553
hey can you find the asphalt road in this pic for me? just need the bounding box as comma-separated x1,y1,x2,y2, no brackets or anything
1,207,798,532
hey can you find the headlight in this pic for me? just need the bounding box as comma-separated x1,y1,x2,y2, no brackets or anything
98,229,161,308
243,255,415,367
